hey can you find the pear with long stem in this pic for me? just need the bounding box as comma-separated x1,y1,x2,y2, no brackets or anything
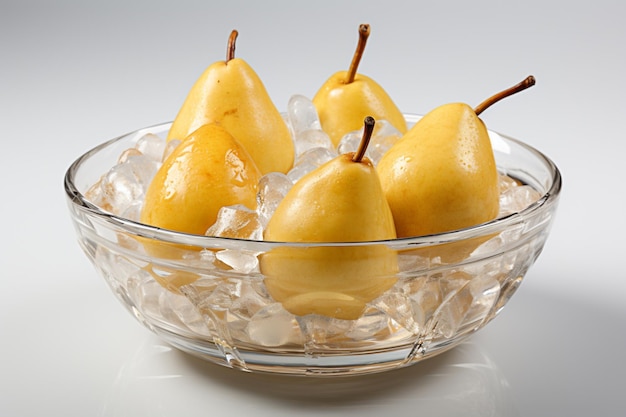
377,76,536,239
312,24,407,147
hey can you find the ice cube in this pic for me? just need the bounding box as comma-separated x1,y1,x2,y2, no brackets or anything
256,172,293,227
336,130,362,156
117,147,143,164
120,200,143,222
345,307,395,341
247,303,303,347
367,120,402,166
228,280,272,323
499,185,542,216
463,274,500,329
287,94,322,134
135,133,167,162
336,119,402,166
370,287,419,335
287,147,337,183
204,205,263,273
129,267,211,337
181,248,217,269
294,129,334,157
405,276,444,331
296,314,353,352
206,204,263,240
215,249,260,274
498,173,521,193
225,280,272,340
432,272,473,338
87,152,160,216
99,162,147,215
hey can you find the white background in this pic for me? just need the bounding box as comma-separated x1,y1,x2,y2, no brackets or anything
1,1,624,416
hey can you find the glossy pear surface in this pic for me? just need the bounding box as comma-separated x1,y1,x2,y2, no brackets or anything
261,153,398,320
167,58,294,175
377,103,499,238
313,71,407,147
141,123,261,236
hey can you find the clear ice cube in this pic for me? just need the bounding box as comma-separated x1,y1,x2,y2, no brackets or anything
215,249,260,274
336,130,362,155
294,129,334,157
206,204,263,241
256,172,293,227
296,314,353,351
367,120,402,166
368,288,419,335
345,307,395,341
287,147,337,183
405,276,444,331
247,303,303,347
336,119,401,166
432,274,473,338
86,152,159,216
499,185,542,216
135,133,167,162
287,94,322,133
100,162,147,215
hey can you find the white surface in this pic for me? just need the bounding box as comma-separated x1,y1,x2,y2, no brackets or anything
1,0,624,416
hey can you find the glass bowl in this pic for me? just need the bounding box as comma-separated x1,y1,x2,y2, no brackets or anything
64,116,561,376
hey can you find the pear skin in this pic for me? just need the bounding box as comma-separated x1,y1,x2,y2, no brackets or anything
141,123,261,237
167,30,294,175
314,71,407,147
378,102,499,238
377,76,536,241
261,118,398,320
312,24,406,147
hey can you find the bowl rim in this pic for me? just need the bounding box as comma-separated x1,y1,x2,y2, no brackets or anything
64,117,562,250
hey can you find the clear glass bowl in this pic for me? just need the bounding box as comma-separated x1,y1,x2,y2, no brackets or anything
64,116,561,376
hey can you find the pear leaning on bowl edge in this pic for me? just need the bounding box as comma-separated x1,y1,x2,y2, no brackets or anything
167,29,294,175
261,117,398,320
377,76,536,263
312,24,407,147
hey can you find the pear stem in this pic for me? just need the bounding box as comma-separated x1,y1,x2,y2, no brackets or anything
345,24,370,84
226,30,238,62
473,75,536,116
353,116,375,163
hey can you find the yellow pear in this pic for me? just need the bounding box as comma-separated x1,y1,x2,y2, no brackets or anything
260,117,398,320
377,76,536,240
141,123,261,237
167,30,294,175
312,24,407,147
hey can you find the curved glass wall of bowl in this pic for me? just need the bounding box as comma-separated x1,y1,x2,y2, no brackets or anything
65,98,561,375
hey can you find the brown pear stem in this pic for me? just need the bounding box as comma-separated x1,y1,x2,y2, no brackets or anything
345,24,370,84
473,75,536,116
353,116,376,163
226,30,238,62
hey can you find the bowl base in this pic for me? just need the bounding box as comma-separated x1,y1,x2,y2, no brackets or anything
152,323,468,376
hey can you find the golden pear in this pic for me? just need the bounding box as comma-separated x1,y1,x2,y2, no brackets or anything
261,117,398,320
141,123,261,237
167,30,294,175
377,76,536,240
312,24,407,147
